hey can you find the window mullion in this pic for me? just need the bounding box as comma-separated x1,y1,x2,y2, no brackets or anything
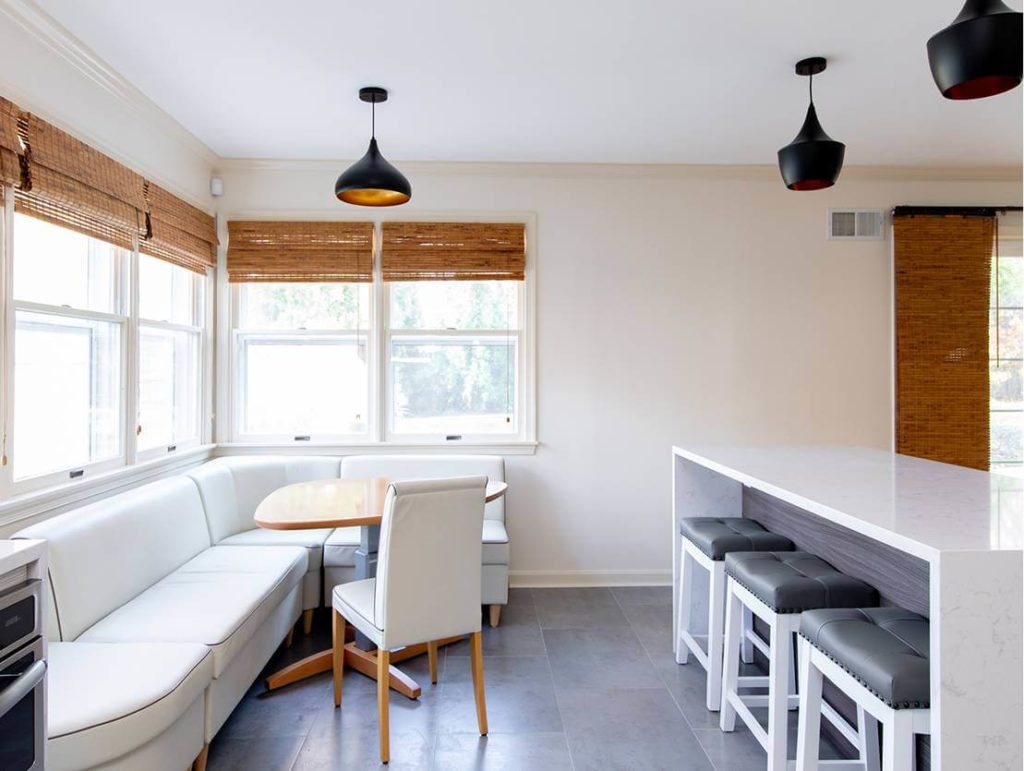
125,239,139,466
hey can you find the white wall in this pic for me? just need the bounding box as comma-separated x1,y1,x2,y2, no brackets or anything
216,161,1021,584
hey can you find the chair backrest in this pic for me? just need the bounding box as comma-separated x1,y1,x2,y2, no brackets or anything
341,454,504,522
375,477,486,649
188,455,342,542
14,476,211,641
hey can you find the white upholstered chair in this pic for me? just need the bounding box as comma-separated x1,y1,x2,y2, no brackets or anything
331,477,489,765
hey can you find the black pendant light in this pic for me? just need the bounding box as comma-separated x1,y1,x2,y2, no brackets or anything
335,87,411,207
927,0,1022,100
777,57,846,192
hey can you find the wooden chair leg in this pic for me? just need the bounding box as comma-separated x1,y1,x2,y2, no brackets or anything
427,640,439,684
332,610,344,707
489,603,502,627
470,630,488,735
377,649,391,764
192,744,209,771
302,609,314,635
285,628,294,648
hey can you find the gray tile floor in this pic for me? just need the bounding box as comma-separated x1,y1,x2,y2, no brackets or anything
208,587,841,770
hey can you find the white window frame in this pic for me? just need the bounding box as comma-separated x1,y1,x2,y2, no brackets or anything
229,282,376,443
225,214,537,448
134,251,206,463
382,281,527,443
0,186,212,497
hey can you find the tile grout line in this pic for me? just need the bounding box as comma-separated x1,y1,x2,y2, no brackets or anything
534,588,579,771
610,588,720,771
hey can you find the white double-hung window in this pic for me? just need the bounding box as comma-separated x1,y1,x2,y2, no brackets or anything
10,213,127,483
227,219,532,445
136,253,204,458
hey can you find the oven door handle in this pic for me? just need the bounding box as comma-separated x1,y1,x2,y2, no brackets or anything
0,660,46,720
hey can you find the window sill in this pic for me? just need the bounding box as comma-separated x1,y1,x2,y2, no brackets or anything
0,444,217,532
216,441,538,457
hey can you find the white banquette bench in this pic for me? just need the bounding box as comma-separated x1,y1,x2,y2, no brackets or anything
13,453,508,771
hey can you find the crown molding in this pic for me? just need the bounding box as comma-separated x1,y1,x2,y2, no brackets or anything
215,157,1022,183
0,0,218,171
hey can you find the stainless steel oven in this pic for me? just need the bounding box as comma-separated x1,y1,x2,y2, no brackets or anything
0,580,45,771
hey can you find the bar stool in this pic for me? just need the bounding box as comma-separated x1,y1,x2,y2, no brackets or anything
675,517,794,710
719,552,879,771
796,608,930,771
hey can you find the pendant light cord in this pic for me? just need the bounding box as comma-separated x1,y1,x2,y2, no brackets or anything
371,99,376,139
808,71,814,105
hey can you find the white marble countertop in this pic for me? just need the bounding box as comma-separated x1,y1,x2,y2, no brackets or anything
673,445,1023,561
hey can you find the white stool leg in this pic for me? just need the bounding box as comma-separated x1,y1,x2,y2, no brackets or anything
766,616,792,771
857,705,881,771
795,638,823,771
706,561,726,711
741,605,754,664
675,543,693,665
882,711,914,771
718,581,742,732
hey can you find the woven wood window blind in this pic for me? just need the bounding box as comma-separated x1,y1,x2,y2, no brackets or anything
226,220,375,282
0,94,216,272
894,213,994,470
143,183,218,273
381,222,526,281
0,98,20,189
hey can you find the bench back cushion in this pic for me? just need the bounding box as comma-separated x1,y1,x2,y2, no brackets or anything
15,477,211,641
340,455,505,522
188,456,342,543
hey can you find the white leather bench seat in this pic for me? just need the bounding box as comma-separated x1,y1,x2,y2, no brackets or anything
77,545,307,677
46,641,212,771
322,526,362,568
218,527,332,571
482,520,509,565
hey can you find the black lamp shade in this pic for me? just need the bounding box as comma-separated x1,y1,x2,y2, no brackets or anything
927,0,1022,100
777,104,846,191
335,138,412,207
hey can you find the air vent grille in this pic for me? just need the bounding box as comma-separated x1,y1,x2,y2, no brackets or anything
828,209,885,241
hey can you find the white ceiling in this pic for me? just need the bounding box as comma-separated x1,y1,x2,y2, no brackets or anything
32,0,1024,166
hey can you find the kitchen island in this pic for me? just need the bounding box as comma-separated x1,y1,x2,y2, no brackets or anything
671,445,1022,771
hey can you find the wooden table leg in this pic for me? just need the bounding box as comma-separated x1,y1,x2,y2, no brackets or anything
263,630,465,696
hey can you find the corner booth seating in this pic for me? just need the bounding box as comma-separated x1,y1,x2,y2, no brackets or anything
14,453,509,770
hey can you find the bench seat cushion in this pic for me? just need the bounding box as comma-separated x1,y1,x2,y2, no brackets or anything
482,520,509,565
77,545,307,677
800,607,930,709
323,526,362,568
324,521,509,568
680,517,793,560
47,641,212,770
724,551,878,614
219,527,333,571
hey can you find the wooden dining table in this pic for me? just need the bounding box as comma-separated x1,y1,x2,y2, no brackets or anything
254,476,508,698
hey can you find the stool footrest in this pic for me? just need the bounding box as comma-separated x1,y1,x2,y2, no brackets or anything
678,630,711,670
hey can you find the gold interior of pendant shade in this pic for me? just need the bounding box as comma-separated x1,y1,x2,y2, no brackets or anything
338,188,411,207
0,94,216,273
894,213,994,471
382,221,526,281
227,220,375,282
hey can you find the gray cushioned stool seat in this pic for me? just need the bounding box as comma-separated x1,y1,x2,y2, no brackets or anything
679,517,794,560
799,607,930,709
724,552,879,614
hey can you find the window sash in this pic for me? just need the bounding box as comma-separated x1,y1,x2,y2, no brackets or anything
0,199,209,497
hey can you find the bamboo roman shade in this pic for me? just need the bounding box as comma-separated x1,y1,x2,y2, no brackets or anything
894,213,994,470
142,182,218,273
381,222,526,281
0,94,216,272
226,220,374,282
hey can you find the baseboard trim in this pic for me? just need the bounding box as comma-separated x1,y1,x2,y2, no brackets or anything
509,569,672,588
